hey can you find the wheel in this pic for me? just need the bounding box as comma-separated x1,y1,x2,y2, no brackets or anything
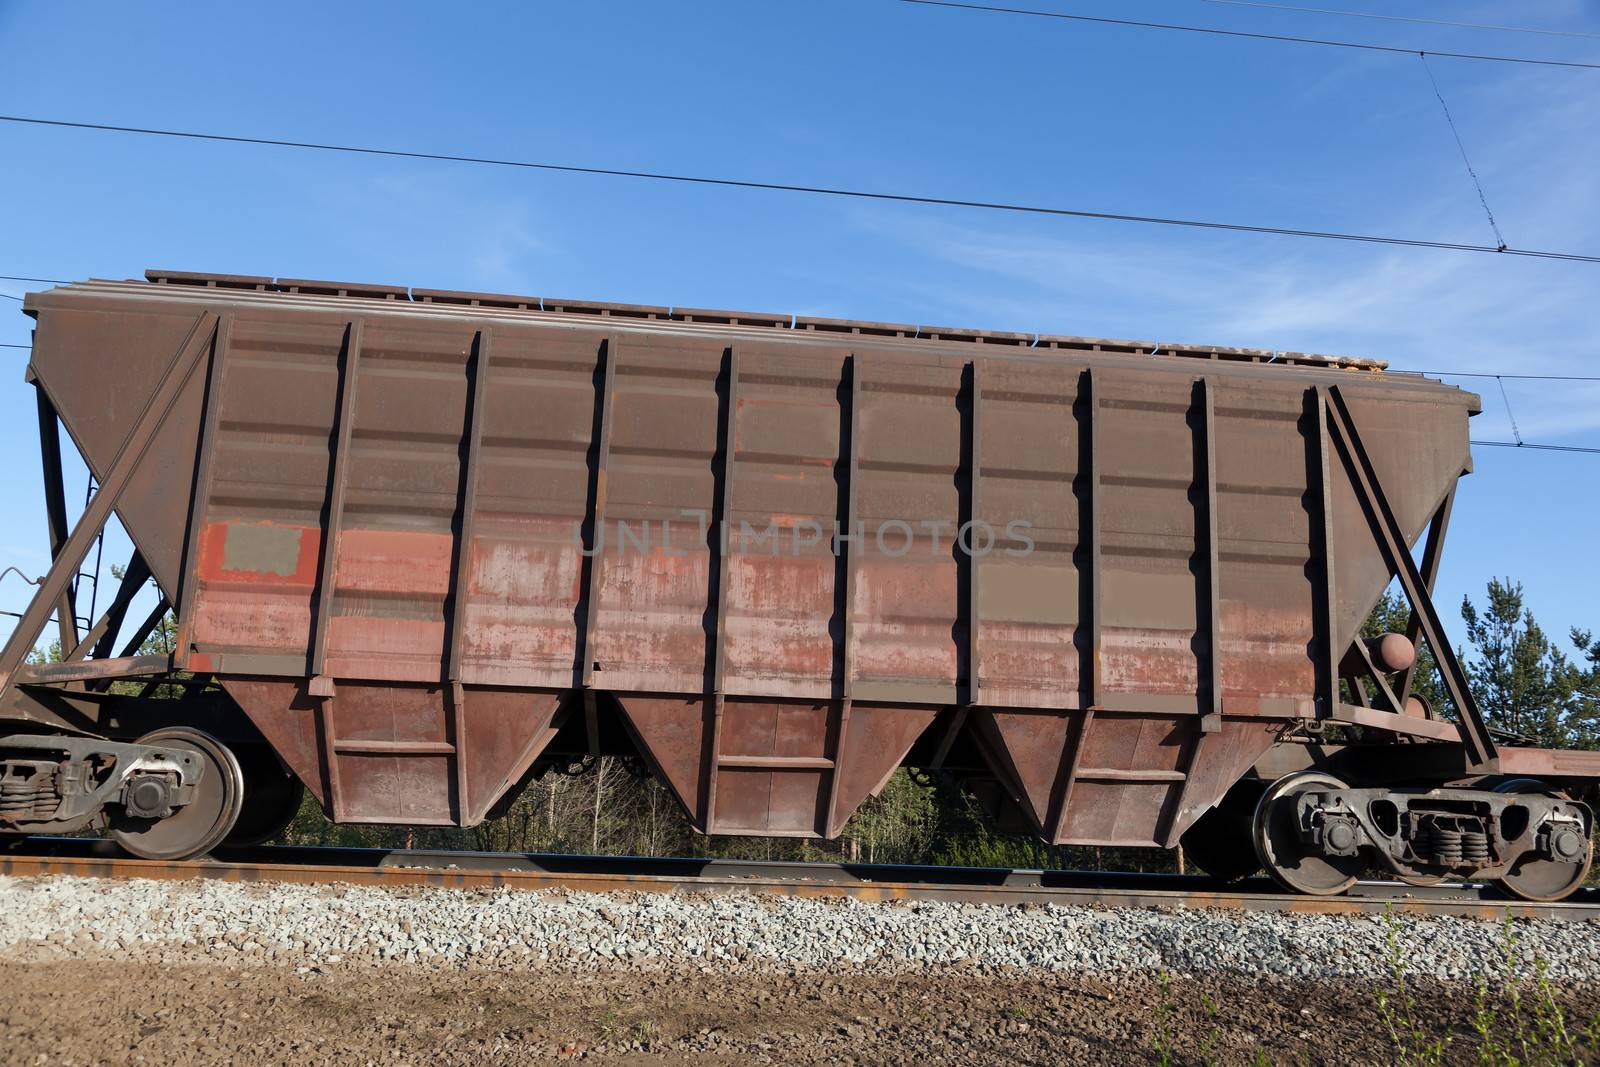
110,727,245,860
1252,771,1363,895
1492,778,1594,903
220,745,305,848
1181,781,1263,882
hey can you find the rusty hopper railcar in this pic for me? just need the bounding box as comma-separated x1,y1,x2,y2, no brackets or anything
3,272,1596,899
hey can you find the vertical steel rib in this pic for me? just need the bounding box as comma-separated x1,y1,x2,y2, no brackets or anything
842,354,861,705
712,345,739,698
580,333,619,690
825,353,861,838
1311,386,1340,719
449,328,491,825
448,328,491,683
1086,368,1102,710
1160,377,1222,849
966,359,982,706
705,344,740,835
310,319,363,680
1200,377,1222,729
174,311,232,670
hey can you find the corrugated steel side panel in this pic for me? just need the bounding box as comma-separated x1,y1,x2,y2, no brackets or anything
974,360,1085,709
851,357,966,703
721,343,850,699
590,333,724,694
457,326,598,688
190,315,345,672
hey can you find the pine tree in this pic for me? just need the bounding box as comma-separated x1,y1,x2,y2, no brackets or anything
1459,578,1577,747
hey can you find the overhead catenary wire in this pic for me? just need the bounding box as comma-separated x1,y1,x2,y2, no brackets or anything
1472,440,1600,454
1423,370,1600,382
1186,0,1600,41
1418,53,1505,250
897,0,1600,71
1495,376,1525,446
4,114,1600,265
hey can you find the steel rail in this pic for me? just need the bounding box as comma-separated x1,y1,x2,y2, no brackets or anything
2,837,1595,922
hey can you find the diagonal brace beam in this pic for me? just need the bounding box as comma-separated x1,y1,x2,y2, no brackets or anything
1397,487,1454,709
1323,385,1495,768
0,312,217,698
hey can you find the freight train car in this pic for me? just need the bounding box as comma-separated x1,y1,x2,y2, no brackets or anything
2,271,1594,899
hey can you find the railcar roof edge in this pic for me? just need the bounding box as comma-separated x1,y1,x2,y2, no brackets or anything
10,268,1422,379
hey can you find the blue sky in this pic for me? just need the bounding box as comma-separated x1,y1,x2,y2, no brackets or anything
2,0,1597,658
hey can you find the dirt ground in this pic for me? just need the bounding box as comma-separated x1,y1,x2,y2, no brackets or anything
5,961,1599,1066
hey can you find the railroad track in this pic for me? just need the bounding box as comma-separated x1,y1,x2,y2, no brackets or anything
3,837,1597,921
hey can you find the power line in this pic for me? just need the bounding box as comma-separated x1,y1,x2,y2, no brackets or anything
898,0,1600,71
1473,440,1600,455
4,114,1599,265
1418,54,1505,251
0,292,24,302
0,275,67,284
1494,376,1525,446
1423,370,1600,382
1188,0,1600,41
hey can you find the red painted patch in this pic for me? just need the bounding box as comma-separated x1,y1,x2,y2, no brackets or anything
195,521,320,588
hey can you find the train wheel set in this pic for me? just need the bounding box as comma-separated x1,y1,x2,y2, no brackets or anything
1,272,1596,901
1181,771,1594,902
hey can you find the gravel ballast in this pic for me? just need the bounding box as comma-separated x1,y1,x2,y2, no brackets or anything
2,874,1597,980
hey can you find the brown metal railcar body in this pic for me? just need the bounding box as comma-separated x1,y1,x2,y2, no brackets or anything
4,272,1596,889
